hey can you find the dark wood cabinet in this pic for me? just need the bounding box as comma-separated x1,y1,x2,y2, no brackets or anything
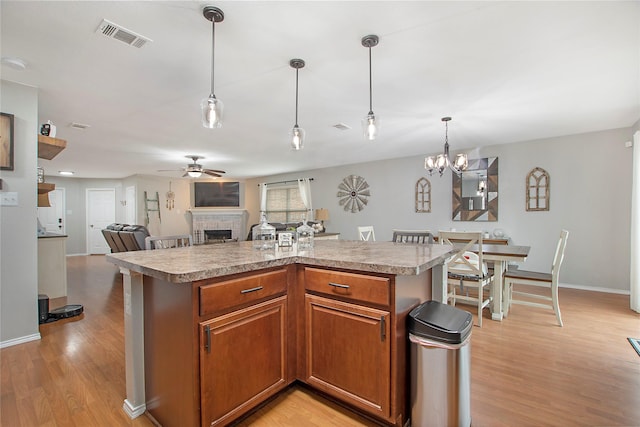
305,294,391,418
200,296,288,427
142,264,415,427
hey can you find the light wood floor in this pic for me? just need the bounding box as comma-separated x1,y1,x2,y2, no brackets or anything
2,255,639,426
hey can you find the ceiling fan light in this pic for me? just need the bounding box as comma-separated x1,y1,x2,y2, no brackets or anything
290,125,305,150
201,95,223,128
188,170,203,178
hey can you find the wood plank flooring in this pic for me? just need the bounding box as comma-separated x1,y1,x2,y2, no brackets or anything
2,255,639,426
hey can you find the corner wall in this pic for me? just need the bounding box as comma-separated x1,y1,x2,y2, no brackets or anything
0,80,40,346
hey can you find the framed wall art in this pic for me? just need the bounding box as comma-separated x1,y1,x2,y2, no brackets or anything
0,112,15,171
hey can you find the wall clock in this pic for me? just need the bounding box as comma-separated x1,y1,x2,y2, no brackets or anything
337,175,370,212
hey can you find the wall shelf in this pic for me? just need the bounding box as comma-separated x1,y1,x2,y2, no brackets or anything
38,135,67,160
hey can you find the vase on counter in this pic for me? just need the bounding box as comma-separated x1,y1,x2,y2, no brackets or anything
296,217,314,250
252,213,276,250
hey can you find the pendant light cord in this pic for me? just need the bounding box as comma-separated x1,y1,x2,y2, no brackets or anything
210,19,215,96
295,67,299,126
368,46,373,115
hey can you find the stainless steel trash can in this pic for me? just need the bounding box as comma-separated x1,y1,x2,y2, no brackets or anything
408,300,473,427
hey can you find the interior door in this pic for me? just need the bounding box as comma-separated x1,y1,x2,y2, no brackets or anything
38,188,65,234
87,188,115,254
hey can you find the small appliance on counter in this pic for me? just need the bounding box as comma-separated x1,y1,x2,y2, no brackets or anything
38,294,84,324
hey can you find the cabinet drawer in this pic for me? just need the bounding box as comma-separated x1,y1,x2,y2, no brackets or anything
304,267,390,306
200,269,287,316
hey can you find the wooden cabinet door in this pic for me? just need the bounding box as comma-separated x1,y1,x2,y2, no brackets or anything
305,294,391,420
200,296,288,427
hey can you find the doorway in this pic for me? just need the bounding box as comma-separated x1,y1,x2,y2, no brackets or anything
38,188,66,234
86,188,115,254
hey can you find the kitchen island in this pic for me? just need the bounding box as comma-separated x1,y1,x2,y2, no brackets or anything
107,240,454,427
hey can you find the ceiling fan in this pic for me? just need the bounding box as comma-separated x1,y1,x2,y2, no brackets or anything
158,155,226,178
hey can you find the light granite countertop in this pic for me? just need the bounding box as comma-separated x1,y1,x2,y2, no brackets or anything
106,240,455,283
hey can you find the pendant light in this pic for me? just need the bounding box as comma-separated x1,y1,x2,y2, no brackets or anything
201,6,224,129
289,58,306,150
424,117,468,176
361,35,379,141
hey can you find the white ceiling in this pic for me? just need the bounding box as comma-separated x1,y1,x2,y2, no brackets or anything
2,1,638,180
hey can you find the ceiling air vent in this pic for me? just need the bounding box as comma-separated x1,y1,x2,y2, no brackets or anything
70,122,91,130
96,19,152,48
333,123,351,131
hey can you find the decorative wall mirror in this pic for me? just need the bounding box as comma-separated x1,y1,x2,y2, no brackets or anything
415,177,431,213
526,167,550,211
452,157,498,221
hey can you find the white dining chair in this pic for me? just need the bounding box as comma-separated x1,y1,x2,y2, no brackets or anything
392,229,434,244
357,226,376,241
439,231,493,327
145,234,193,250
503,229,569,326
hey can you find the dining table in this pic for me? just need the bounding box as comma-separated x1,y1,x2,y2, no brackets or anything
433,243,531,321
479,244,531,320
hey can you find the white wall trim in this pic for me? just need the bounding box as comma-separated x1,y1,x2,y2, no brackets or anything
67,253,89,257
0,333,41,349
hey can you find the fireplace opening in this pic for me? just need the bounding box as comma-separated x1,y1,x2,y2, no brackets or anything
204,229,233,243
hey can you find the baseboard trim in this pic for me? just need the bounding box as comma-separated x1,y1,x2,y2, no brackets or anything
0,332,41,349
559,282,630,295
67,253,89,257
123,399,146,419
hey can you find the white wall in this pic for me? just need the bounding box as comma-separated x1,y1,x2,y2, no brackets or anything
246,127,633,293
0,80,40,346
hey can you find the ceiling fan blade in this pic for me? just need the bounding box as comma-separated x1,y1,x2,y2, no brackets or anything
204,168,225,174
182,172,189,178
203,170,222,177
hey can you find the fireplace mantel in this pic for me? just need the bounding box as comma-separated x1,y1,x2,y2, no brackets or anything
188,209,249,243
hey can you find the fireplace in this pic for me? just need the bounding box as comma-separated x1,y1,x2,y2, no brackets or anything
189,209,248,244
204,229,232,243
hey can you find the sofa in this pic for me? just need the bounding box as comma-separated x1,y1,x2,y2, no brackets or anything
101,223,150,252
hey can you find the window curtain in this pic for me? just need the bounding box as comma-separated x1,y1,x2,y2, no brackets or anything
297,178,312,220
631,131,640,313
259,182,267,213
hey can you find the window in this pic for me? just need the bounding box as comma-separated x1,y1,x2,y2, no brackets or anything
266,185,307,223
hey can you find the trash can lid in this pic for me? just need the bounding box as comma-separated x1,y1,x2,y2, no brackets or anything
408,300,473,344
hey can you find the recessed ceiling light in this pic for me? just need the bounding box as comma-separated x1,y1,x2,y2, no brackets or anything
1,57,27,71
58,171,74,176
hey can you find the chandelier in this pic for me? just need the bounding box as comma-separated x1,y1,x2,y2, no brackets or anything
424,117,468,176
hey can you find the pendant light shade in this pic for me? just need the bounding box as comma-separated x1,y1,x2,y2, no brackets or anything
424,117,468,176
289,59,306,150
201,6,224,129
361,35,379,141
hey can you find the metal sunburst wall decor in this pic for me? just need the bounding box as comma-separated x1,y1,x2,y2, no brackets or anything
337,175,370,212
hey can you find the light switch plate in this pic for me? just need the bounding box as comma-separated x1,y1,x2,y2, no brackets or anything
0,192,18,206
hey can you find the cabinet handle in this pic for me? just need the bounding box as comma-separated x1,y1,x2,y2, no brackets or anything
204,325,211,353
240,286,263,294
380,316,386,342
328,282,350,289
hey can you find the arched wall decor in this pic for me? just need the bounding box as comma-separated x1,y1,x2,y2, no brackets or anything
337,175,370,212
526,167,550,211
415,177,431,213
